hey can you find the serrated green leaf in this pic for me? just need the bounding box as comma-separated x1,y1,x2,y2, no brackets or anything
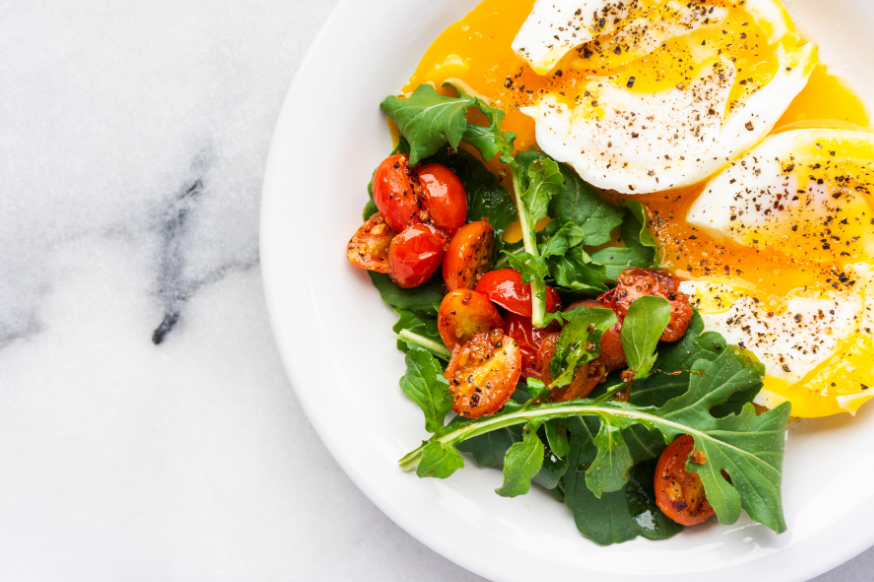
548,247,609,294
586,417,636,497
527,377,548,399
521,157,564,229
496,421,544,497
381,85,475,165
503,251,549,284
457,425,521,469
417,441,464,479
656,348,787,532
550,165,624,246
400,349,452,434
622,423,666,463
549,307,618,388
621,296,672,380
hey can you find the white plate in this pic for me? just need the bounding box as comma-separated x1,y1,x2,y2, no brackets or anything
260,1,874,580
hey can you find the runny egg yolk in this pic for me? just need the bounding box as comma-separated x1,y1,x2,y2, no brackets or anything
402,0,872,416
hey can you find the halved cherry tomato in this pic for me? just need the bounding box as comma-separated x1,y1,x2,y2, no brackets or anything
388,224,447,289
536,333,605,402
654,435,715,526
438,289,504,349
445,329,522,419
566,300,627,372
372,154,422,233
602,268,693,342
475,269,561,317
347,213,396,274
503,312,560,379
443,220,495,291
417,164,467,237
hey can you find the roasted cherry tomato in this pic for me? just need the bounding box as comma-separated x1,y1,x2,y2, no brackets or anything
603,268,693,342
654,435,715,526
475,269,561,317
503,312,560,379
387,224,447,289
417,164,467,236
372,154,422,233
442,220,496,291
566,300,627,372
536,333,605,402
347,213,396,274
445,329,522,419
438,289,504,349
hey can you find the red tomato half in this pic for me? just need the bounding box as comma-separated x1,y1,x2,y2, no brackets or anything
437,289,504,350
445,329,522,419
387,224,447,289
372,154,422,233
602,268,693,343
475,269,561,317
417,164,467,237
503,312,560,379
442,221,495,291
654,435,716,526
346,213,395,274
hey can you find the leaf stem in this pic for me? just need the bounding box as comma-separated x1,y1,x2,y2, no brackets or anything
398,399,766,472
509,163,548,328
398,330,452,360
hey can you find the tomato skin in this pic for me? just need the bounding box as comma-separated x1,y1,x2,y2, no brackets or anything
475,269,561,317
443,221,496,291
388,224,447,289
654,435,716,526
445,329,522,419
602,268,693,343
438,289,504,349
372,154,422,233
503,312,560,379
347,213,396,273
417,164,468,237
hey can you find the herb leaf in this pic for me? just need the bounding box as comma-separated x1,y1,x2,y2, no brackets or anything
621,296,672,380
548,247,609,295
586,416,635,497
417,441,464,479
496,421,544,497
380,85,475,165
564,417,683,545
589,247,653,282
549,307,618,388
368,272,443,317
550,165,624,246
520,157,564,229
400,349,453,434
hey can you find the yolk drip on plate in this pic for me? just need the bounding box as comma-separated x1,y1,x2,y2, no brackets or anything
402,0,872,417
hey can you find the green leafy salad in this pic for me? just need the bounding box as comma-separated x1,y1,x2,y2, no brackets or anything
343,82,791,546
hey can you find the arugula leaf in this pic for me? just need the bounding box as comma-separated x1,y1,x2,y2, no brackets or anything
419,148,518,243
564,417,683,545
399,349,453,434
623,424,666,463
496,421,545,497
621,296,672,380
586,416,635,497
368,272,443,317
545,420,570,458
540,221,586,259
533,430,569,490
400,347,786,534
527,377,549,400
393,309,442,353
520,157,563,229
549,307,618,388
620,200,657,267
631,310,734,408
503,251,549,284
589,247,653,282
417,441,464,479
380,84,475,165
548,247,609,295
550,165,624,246
457,425,520,469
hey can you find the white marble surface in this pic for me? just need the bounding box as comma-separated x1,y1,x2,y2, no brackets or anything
0,1,870,580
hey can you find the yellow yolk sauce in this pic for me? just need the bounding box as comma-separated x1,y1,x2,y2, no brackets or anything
402,0,872,416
